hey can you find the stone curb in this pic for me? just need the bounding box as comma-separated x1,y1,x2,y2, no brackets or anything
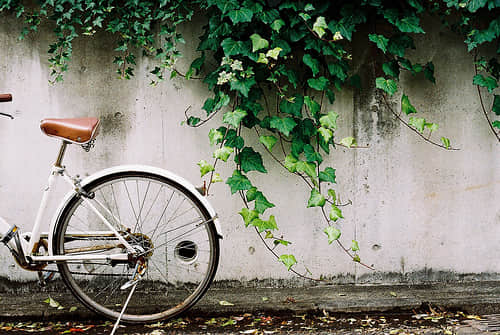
1,281,500,322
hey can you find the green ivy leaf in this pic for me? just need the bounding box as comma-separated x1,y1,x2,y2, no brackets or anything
212,173,223,183
492,120,500,129
250,33,269,52
239,207,259,227
493,95,500,115
368,34,389,53
304,3,315,11
230,77,257,97
467,0,488,12
257,53,268,64
213,146,234,162
303,54,320,76
312,16,328,38
259,135,278,151
237,147,267,173
329,204,343,221
399,58,413,72
441,137,451,149
473,74,498,93
223,109,247,128
375,77,398,96
297,161,317,180
328,19,355,41
216,0,238,14
271,19,285,32
284,154,298,172
307,76,329,91
291,137,305,157
409,117,426,133
274,239,291,246
225,129,245,149
266,47,282,60
221,38,249,56
269,116,297,136
278,254,297,271
208,128,224,145
396,16,425,33
408,0,424,13
328,189,336,202
250,215,278,232
187,116,201,126
246,187,258,201
401,94,418,115
228,7,254,24
424,62,435,83
351,240,360,252
413,63,423,73
304,144,323,164
388,34,415,58
319,167,336,183
258,8,279,24
299,12,311,21
324,226,341,244
197,160,214,177
304,96,321,118
328,62,348,81
425,122,439,132
280,95,304,117
339,136,357,148
383,61,400,79
307,189,326,208
226,170,252,194
255,192,275,214
319,111,339,130
318,127,333,143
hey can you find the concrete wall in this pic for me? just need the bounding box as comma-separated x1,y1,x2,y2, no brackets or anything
0,13,498,286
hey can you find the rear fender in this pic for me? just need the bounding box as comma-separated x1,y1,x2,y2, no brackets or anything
48,165,222,255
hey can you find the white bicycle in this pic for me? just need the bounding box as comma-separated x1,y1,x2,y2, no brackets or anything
0,93,221,324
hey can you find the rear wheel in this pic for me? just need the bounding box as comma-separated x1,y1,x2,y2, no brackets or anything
53,171,219,323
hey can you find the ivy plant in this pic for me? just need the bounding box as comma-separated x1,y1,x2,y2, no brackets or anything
2,0,499,278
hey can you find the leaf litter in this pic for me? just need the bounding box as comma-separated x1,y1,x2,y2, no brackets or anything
0,305,483,334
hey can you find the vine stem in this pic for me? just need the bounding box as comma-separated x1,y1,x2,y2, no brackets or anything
254,127,314,189
236,188,322,281
173,68,203,80
184,105,219,128
253,126,374,271
473,56,500,142
320,207,374,270
381,93,459,150
205,127,231,195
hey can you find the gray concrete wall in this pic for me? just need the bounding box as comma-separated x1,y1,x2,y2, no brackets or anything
0,13,498,286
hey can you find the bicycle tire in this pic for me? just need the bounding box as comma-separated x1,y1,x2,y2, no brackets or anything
53,170,219,323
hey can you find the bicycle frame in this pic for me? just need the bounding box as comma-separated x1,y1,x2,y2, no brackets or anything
1,141,134,265
1,140,223,267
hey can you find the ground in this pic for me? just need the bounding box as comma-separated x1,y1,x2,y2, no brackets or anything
0,309,493,334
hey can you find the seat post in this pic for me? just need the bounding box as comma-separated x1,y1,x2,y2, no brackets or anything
55,141,69,167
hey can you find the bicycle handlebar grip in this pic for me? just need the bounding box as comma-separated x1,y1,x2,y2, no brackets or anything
0,94,12,102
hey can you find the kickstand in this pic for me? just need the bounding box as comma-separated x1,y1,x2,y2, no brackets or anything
110,281,138,335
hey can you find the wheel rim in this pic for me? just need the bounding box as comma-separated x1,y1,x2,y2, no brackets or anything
55,173,218,322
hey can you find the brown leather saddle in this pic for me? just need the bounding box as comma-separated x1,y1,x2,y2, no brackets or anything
40,118,100,144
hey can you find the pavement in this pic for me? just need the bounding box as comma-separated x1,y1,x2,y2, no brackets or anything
2,280,500,333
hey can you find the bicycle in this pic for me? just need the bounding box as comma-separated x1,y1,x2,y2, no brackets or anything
0,93,222,325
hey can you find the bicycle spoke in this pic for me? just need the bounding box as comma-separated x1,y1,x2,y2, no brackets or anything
54,172,218,322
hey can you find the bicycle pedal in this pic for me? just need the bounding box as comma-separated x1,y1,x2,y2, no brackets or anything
37,271,55,286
